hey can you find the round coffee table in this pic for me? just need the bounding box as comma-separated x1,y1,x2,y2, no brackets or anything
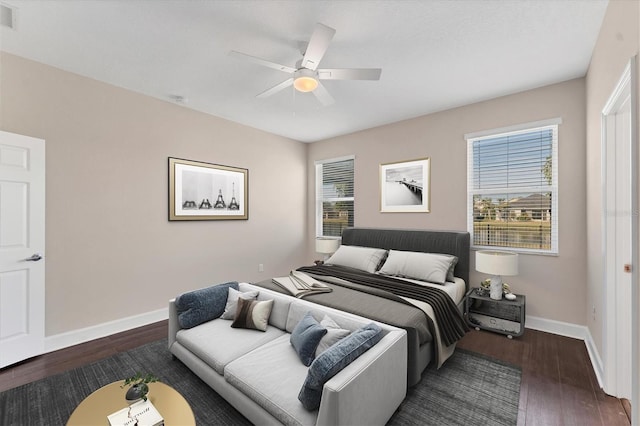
66,381,195,425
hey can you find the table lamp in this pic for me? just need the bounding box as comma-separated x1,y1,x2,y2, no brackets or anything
475,250,518,300
315,237,340,263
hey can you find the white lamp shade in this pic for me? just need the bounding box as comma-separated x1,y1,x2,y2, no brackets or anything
475,250,518,276
316,237,340,255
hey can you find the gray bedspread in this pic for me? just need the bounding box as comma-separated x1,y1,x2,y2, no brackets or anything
297,264,468,346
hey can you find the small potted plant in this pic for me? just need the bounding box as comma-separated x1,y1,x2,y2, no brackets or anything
121,372,159,402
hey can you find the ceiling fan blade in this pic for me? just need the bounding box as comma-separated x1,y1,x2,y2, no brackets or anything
229,51,296,74
318,68,382,80
312,82,335,106
256,78,294,98
301,23,336,71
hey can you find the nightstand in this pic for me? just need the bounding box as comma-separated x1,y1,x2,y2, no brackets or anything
465,288,526,339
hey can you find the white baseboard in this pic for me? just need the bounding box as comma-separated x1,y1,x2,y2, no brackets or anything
44,308,168,354
526,315,604,389
42,309,606,391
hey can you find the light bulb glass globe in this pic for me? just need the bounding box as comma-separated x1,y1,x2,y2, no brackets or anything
293,76,318,92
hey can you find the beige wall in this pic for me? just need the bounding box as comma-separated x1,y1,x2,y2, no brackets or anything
3,0,634,342
585,0,639,356
0,53,308,336
308,78,587,325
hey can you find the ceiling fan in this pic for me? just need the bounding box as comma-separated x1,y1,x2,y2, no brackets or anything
229,23,382,106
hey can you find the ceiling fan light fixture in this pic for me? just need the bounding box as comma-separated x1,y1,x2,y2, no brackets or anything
293,69,318,92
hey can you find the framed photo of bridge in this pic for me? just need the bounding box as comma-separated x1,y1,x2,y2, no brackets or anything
169,157,248,221
380,157,430,213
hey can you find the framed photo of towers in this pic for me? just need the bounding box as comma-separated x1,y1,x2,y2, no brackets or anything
169,157,248,221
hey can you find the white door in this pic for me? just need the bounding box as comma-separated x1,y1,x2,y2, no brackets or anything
0,130,45,368
602,59,636,400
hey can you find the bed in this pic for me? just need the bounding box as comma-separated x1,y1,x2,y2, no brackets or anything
254,227,470,387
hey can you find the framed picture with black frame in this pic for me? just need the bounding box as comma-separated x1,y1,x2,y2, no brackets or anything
168,157,248,221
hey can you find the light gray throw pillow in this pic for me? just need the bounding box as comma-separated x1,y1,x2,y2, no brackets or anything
315,315,351,357
324,245,388,273
221,287,259,320
378,250,458,285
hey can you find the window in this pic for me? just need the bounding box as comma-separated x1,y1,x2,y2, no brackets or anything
315,156,354,237
466,119,559,254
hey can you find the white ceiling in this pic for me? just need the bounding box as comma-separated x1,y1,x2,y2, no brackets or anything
0,0,608,142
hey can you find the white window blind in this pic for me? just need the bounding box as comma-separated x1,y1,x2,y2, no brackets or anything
315,156,354,237
466,122,559,254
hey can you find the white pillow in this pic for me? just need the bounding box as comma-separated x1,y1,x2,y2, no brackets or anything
324,245,388,273
378,250,458,285
315,315,351,357
221,288,258,320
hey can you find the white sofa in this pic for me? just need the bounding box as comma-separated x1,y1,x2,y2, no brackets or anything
168,283,408,426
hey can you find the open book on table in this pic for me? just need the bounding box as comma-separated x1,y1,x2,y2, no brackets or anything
272,270,332,298
107,399,163,426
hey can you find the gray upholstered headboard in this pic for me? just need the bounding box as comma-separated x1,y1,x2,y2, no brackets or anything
341,227,471,289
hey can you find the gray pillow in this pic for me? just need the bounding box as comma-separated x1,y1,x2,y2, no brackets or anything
230,297,274,332
315,315,351,357
378,250,458,285
298,323,383,410
174,282,239,329
325,245,388,273
290,312,328,366
446,256,459,282
221,287,259,320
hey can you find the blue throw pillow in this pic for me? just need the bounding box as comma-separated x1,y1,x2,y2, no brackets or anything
175,282,239,329
290,312,328,366
298,322,383,410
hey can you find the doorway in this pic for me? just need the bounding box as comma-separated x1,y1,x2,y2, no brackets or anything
0,130,46,368
601,57,638,409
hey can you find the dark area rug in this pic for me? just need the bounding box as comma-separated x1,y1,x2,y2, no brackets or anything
0,340,520,425
388,349,521,425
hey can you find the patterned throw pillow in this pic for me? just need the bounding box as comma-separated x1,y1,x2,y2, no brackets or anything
230,297,274,332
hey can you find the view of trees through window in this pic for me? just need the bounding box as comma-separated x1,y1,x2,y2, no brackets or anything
319,158,354,237
469,126,557,252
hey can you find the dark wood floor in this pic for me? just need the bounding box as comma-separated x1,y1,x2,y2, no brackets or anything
0,322,631,425
457,327,630,426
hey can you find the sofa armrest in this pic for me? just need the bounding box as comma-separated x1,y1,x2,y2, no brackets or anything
168,298,180,350
316,328,407,426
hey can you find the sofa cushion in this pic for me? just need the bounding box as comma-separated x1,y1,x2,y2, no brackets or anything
175,282,239,329
225,335,318,425
239,283,293,330
176,319,285,375
315,315,351,357
231,298,273,332
299,322,384,411
290,312,327,366
221,288,259,320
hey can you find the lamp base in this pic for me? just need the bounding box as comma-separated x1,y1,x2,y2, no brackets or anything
489,276,503,300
